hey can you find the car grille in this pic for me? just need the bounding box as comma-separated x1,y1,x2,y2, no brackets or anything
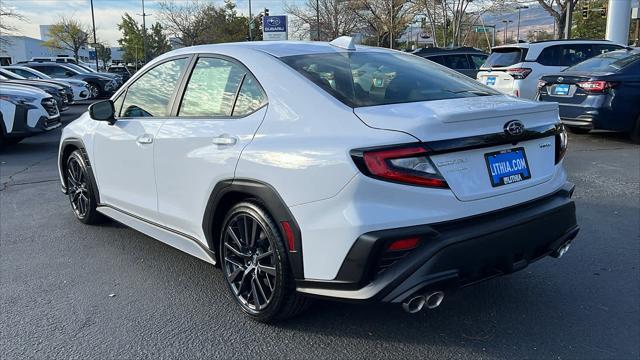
41,98,59,116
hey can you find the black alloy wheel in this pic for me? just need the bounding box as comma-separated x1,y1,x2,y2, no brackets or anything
220,202,310,322
66,150,101,224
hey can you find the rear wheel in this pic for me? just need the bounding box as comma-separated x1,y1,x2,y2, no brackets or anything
568,126,591,135
220,201,310,322
66,150,102,224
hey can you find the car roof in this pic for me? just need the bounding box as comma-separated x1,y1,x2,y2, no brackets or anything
412,47,487,56
167,41,390,59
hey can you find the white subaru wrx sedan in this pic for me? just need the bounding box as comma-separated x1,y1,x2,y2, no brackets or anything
58,38,579,322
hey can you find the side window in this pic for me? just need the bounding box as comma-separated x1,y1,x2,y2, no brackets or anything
470,54,488,69
120,57,188,118
426,56,445,65
561,45,594,66
233,76,267,116
179,57,245,117
11,69,31,78
444,54,471,69
537,46,560,66
595,44,624,55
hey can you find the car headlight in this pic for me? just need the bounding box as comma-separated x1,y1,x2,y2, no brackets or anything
0,95,37,105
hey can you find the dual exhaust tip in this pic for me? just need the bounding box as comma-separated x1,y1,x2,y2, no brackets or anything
402,291,445,313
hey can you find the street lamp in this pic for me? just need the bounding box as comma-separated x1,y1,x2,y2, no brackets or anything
502,19,513,44
516,5,528,42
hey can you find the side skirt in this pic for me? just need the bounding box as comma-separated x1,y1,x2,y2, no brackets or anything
97,205,217,265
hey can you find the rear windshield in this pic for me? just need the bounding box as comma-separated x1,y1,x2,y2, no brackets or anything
280,51,498,107
483,48,526,68
565,51,640,73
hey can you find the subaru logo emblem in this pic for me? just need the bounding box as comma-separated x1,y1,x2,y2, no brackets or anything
504,120,525,136
557,77,564,82
267,18,280,26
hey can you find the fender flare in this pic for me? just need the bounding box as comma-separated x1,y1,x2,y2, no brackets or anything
59,138,101,204
202,178,304,279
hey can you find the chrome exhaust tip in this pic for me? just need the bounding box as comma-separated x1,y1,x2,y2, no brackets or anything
425,291,445,309
402,295,426,313
551,242,571,258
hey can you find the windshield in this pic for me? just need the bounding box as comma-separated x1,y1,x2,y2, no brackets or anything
281,51,498,108
63,63,88,73
0,69,26,79
24,68,52,79
483,48,526,68
565,51,640,72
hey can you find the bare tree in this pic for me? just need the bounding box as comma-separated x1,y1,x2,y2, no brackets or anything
42,17,90,61
351,0,418,48
157,0,210,46
0,5,27,45
285,0,362,41
536,0,578,39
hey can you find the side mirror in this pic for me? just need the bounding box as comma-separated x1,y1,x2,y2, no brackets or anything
89,100,116,124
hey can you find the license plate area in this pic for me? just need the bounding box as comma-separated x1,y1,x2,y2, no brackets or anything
485,148,531,187
553,84,570,95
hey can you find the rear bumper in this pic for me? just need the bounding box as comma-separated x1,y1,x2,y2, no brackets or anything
557,98,636,132
296,183,578,303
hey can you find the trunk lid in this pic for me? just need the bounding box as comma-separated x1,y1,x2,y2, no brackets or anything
353,96,560,201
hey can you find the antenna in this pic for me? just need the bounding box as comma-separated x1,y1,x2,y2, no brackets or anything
329,36,356,50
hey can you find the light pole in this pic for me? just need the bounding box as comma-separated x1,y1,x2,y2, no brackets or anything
516,5,528,42
502,20,512,44
316,0,320,40
137,0,151,63
248,0,253,41
90,0,99,70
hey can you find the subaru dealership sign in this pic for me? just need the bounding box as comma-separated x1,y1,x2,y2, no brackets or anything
263,15,288,41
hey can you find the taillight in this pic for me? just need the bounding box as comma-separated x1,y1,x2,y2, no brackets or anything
506,68,532,79
576,80,616,93
387,237,421,251
353,145,448,188
555,125,568,164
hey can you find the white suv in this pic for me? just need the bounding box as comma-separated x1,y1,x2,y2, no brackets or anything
477,40,625,99
58,39,579,322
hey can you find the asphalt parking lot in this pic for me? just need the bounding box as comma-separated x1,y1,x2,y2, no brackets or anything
1,103,638,359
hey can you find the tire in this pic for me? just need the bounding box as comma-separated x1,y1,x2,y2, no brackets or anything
219,201,311,323
65,150,102,224
568,126,591,135
630,116,640,144
87,83,100,99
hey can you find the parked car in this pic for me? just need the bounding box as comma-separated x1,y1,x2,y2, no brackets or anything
66,62,124,86
412,47,488,78
21,62,117,98
29,56,98,71
0,70,71,112
477,40,625,99
0,83,61,145
58,38,578,322
2,65,91,101
107,65,132,82
537,49,640,142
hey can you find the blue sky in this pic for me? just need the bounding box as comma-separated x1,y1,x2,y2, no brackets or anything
4,0,295,45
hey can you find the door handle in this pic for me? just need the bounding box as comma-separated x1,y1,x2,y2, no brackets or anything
136,133,153,144
212,134,237,146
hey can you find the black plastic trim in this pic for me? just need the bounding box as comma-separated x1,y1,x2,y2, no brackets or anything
59,138,100,205
296,183,578,300
202,178,304,279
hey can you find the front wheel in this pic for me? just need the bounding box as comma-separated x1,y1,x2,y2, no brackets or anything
220,202,310,322
87,83,100,99
66,150,102,224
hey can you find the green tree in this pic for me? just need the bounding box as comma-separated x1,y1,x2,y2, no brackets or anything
148,23,171,58
572,0,606,39
117,13,144,65
95,43,111,68
42,18,90,61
